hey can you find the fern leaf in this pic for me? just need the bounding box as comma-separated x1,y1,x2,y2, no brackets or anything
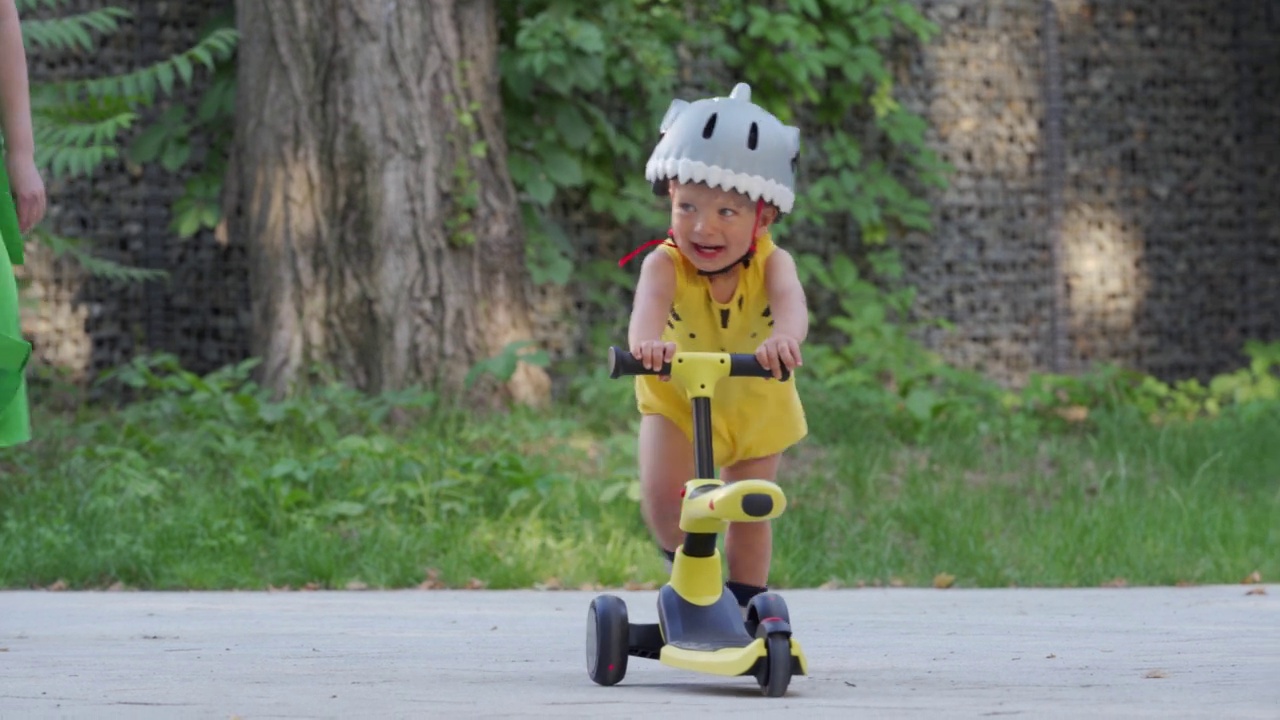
20,7,129,54
36,28,239,104
32,231,169,284
31,108,136,179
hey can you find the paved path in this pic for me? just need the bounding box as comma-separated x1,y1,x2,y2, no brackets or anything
2,585,1277,719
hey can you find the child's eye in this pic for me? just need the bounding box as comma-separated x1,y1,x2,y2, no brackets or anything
678,203,695,213
719,207,737,217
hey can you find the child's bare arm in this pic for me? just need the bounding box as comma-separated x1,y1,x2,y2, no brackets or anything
757,248,808,378
628,250,678,372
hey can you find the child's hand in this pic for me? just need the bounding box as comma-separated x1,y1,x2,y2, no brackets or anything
756,334,803,380
632,340,677,380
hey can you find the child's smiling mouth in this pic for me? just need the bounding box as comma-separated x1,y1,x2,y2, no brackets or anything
692,243,725,259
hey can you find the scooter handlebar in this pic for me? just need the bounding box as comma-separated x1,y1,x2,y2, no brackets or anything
608,346,790,382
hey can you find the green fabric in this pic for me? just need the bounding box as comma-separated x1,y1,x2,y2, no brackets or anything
0,215,30,447
0,154,22,266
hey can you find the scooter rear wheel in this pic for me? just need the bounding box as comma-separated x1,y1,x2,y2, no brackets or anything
758,633,792,697
586,595,629,686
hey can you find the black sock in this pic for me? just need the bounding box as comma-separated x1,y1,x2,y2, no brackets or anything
661,548,675,563
725,580,766,607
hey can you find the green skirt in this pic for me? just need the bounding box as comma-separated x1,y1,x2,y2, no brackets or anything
0,163,31,448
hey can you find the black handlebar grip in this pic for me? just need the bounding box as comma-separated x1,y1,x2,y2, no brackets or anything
730,353,791,382
609,346,790,382
609,346,671,378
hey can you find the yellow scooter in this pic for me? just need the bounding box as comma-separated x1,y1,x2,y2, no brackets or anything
586,347,808,697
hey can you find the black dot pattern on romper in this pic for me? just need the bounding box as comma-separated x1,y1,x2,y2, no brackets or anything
720,308,731,329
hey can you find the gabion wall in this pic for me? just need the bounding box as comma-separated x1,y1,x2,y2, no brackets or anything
17,0,1280,387
899,0,1279,383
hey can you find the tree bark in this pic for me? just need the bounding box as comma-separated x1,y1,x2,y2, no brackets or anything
228,0,549,405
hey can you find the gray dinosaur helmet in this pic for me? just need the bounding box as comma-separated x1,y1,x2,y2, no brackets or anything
645,82,800,214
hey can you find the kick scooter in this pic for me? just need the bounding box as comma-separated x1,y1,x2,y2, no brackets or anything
586,346,808,697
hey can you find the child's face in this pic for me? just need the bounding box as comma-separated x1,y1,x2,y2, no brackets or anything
669,181,774,274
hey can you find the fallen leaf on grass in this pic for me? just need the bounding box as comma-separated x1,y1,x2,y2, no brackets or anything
344,581,368,591
1054,405,1089,423
933,573,956,589
465,578,487,590
535,577,563,591
1245,587,1267,596
1144,669,1168,679
623,581,657,591
819,579,843,590
1242,571,1263,585
418,568,445,590
46,579,67,592
1100,577,1128,588
889,577,906,588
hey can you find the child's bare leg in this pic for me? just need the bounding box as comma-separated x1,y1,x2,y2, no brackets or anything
722,453,783,592
638,414,695,554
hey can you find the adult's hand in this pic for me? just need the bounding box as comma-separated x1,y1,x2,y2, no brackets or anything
5,152,44,233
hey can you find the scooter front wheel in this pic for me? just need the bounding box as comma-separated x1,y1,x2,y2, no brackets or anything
586,595,629,686
758,634,792,697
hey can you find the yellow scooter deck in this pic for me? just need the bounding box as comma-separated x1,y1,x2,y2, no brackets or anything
660,636,808,677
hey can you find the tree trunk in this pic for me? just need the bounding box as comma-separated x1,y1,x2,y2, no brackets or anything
228,0,549,405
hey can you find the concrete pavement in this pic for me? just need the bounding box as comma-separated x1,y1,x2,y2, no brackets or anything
1,585,1277,719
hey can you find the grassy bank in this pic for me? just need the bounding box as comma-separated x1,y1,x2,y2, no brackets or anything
1,358,1277,591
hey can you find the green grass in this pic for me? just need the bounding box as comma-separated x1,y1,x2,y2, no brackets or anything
2,358,1277,591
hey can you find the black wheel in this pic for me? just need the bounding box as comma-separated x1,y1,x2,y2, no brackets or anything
586,595,629,686
745,591,790,637
758,633,793,697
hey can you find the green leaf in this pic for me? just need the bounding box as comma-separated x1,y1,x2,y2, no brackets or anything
540,148,583,187
554,103,593,149
525,175,555,206
160,140,191,172
126,122,170,164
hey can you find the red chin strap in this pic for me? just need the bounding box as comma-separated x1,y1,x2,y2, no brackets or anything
618,197,766,268
617,229,676,268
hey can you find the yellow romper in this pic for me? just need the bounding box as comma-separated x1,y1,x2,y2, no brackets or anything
635,232,807,468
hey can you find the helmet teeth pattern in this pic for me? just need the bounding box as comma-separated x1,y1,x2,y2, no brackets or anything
645,157,795,213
